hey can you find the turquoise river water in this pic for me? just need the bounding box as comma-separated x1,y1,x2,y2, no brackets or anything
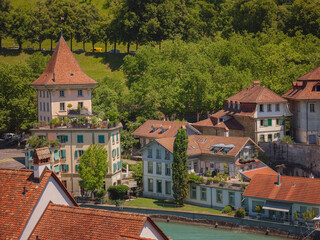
156,221,286,240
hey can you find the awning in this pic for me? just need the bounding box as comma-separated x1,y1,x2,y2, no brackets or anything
262,202,291,213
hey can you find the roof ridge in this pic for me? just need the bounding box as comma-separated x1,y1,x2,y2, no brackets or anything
0,167,33,172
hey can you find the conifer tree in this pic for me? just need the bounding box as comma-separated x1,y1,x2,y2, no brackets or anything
172,128,189,205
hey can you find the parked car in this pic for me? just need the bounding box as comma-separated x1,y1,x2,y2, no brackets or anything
107,49,120,53
4,133,15,141
89,48,103,53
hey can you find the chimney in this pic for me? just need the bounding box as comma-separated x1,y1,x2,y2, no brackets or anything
253,81,260,86
276,173,281,186
32,147,51,183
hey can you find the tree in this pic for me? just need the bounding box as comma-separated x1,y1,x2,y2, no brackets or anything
0,0,11,49
172,128,189,205
8,8,31,49
131,161,143,186
78,144,109,194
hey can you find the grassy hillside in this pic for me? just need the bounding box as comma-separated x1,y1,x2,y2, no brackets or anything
0,50,126,82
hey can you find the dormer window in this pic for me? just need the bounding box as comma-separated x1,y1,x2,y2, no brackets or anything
312,83,320,92
78,89,83,97
59,90,65,97
219,118,223,123
70,73,74,76
228,101,231,108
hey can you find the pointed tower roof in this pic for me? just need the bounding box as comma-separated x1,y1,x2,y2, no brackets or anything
30,37,98,86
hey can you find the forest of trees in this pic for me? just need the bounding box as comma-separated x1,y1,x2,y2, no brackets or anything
1,0,320,133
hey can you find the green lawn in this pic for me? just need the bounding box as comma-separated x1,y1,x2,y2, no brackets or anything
125,197,223,215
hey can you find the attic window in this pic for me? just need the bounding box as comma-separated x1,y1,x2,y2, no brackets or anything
70,73,74,76
159,127,169,134
202,138,207,143
197,137,201,142
212,147,221,153
150,127,158,133
219,118,223,123
191,146,197,149
313,84,320,92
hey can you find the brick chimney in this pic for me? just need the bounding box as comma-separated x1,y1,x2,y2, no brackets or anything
253,81,260,86
32,147,51,183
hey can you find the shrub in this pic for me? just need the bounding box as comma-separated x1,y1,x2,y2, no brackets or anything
188,173,204,184
234,208,246,218
255,205,263,213
205,170,211,177
222,205,234,214
212,177,219,183
50,117,61,126
281,135,294,143
96,189,106,200
107,185,130,200
206,177,213,184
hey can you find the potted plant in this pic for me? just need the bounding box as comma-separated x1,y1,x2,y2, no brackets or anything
303,210,310,223
255,205,263,219
294,211,299,225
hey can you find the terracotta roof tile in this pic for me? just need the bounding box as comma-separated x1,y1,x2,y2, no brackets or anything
155,135,261,157
283,81,320,100
241,166,278,180
297,65,320,81
243,174,320,205
30,36,98,86
192,115,244,131
29,204,168,240
227,84,287,104
133,120,199,139
0,168,51,239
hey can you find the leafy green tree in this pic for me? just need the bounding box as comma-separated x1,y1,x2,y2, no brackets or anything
131,161,143,186
78,144,109,194
172,128,189,205
0,0,11,49
107,185,129,200
8,8,31,49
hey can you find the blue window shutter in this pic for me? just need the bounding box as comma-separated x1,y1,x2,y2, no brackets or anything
29,150,34,160
75,165,78,172
61,150,66,158
31,166,34,170
54,165,59,173
113,163,116,172
117,148,119,156
75,150,78,158
65,135,68,142
66,165,69,172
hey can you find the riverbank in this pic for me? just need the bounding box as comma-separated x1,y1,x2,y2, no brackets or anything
82,204,317,239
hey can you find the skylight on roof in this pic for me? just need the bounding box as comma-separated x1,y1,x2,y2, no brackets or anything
150,128,158,133
159,128,168,134
197,137,201,142
191,146,197,149
202,138,207,143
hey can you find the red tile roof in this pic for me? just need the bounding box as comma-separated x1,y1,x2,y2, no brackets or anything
192,115,244,131
0,168,77,239
243,174,320,205
298,65,320,81
30,36,98,86
155,135,261,158
227,84,287,104
241,166,278,180
29,203,168,240
282,80,320,100
133,120,200,139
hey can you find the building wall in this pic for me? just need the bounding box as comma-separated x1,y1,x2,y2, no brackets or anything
233,116,257,141
37,90,51,123
140,220,167,240
51,88,92,118
19,176,76,240
27,126,122,196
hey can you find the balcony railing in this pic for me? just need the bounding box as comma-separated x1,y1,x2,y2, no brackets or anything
33,121,122,130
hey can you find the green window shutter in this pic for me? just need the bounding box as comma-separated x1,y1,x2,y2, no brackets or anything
54,150,59,160
75,150,78,158
29,150,34,160
65,135,68,142
120,159,123,168
31,165,34,170
77,135,83,143
75,165,78,172
59,150,61,157
280,118,284,125
264,119,268,127
66,164,69,172
274,133,277,138
117,148,119,156
116,133,118,141
113,163,116,172
99,135,104,143
61,150,66,158
54,165,59,173
268,119,272,126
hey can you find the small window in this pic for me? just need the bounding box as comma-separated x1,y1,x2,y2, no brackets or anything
165,163,171,176
47,91,49,98
268,134,272,142
259,104,264,112
275,104,280,112
216,190,223,203
40,116,42,121
156,149,161,159
310,103,315,113
59,90,65,97
78,102,83,109
77,135,84,143
156,162,162,175
44,116,46,122
43,91,45,98
260,120,264,126
148,178,153,192
78,150,84,157
40,91,42,97
190,186,197,199
116,133,119,142
60,103,65,111
264,119,268,127
165,150,170,160
57,135,68,143
276,119,280,125
47,103,49,112
229,192,235,206
157,180,162,193
148,161,153,174
112,134,115,144
165,181,171,195
60,149,66,159
200,187,207,201
148,149,152,158
267,104,272,112
78,90,83,96
40,102,42,111
43,102,45,112
98,135,105,143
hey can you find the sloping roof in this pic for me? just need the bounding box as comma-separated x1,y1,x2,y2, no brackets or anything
243,174,320,205
297,65,320,81
33,147,50,161
0,168,78,239
227,84,287,104
30,36,98,86
133,120,200,139
0,168,52,239
29,203,168,240
240,166,278,180
282,81,320,100
155,135,261,157
192,115,244,131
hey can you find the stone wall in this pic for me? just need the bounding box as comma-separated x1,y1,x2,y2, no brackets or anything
259,142,320,177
